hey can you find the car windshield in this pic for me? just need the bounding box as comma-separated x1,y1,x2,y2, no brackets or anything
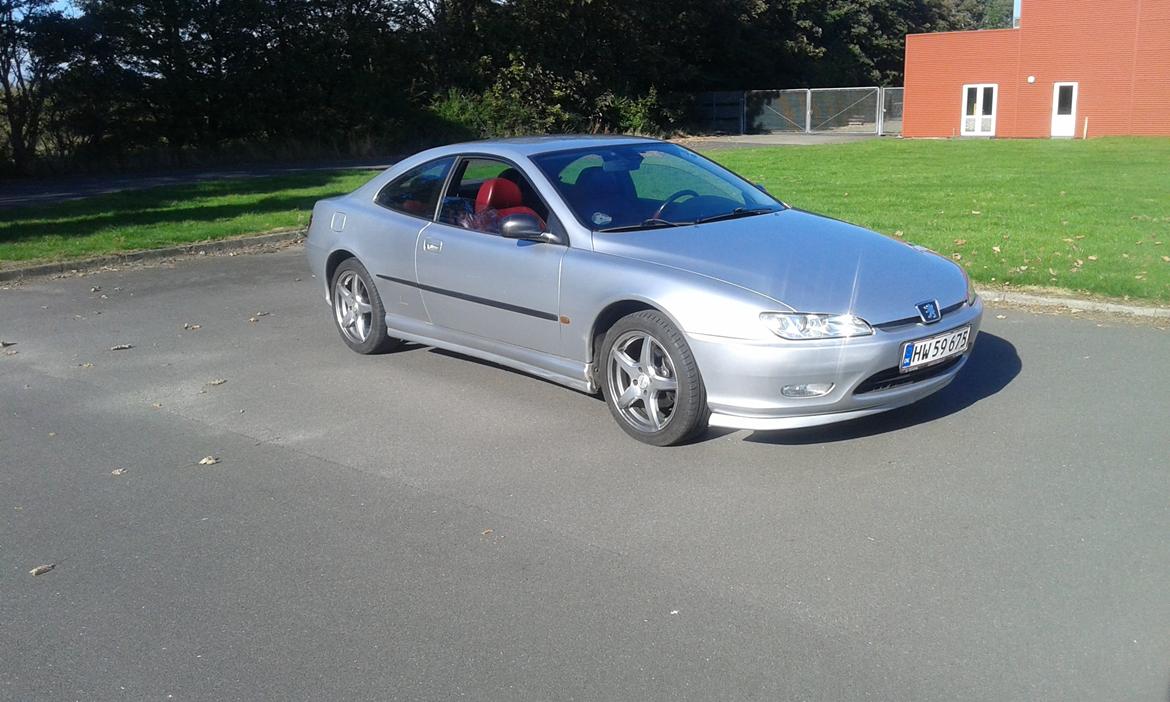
531,143,784,232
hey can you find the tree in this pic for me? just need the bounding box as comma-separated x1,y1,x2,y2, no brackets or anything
0,0,65,173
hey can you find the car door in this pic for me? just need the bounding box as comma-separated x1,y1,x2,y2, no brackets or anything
414,156,566,355
363,156,456,324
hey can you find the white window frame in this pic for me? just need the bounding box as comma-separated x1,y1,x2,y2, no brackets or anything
960,83,998,137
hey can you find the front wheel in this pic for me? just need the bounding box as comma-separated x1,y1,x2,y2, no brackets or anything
600,310,709,446
331,258,400,354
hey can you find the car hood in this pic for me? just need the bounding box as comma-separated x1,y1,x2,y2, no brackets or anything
590,209,967,325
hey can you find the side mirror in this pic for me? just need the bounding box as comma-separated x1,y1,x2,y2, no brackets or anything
500,214,548,242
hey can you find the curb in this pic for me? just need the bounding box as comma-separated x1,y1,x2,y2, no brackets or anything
977,288,1170,319
0,229,304,282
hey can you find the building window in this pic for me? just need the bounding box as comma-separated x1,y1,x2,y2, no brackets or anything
961,84,997,136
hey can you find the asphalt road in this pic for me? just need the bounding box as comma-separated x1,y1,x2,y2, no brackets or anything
2,248,1168,701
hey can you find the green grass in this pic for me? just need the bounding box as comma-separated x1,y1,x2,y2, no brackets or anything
2,138,1168,303
0,170,376,265
711,137,1170,302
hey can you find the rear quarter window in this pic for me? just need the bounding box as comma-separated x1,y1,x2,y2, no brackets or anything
374,157,455,218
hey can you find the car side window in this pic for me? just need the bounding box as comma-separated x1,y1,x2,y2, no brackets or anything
438,157,550,235
374,157,454,218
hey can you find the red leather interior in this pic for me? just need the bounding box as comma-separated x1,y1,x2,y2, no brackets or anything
475,178,523,212
475,178,546,229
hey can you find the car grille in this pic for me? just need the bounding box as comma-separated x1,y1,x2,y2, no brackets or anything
873,301,966,330
853,356,963,395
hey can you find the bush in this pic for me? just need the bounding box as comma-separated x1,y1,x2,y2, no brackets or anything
424,56,681,141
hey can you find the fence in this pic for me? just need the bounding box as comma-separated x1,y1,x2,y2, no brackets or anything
695,87,903,136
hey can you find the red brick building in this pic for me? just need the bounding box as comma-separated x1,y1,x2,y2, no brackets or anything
903,0,1170,138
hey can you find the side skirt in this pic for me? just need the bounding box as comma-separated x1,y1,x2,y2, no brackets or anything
384,313,598,394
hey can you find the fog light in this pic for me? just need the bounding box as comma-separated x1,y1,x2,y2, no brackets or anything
782,382,834,398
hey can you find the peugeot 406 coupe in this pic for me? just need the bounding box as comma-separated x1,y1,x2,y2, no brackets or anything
306,136,982,445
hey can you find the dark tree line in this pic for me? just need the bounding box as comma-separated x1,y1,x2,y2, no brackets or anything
0,0,1012,176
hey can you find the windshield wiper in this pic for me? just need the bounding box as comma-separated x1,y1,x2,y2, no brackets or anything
693,207,776,225
598,218,683,233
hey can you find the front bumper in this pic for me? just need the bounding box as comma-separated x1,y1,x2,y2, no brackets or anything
689,299,983,431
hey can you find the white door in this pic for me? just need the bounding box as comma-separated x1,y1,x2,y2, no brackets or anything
961,84,997,136
1051,82,1078,138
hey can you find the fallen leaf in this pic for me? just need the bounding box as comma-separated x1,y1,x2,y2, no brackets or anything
481,528,494,536
183,322,201,331
893,230,904,238
90,286,101,293
253,311,270,317
1048,268,1058,276
4,350,16,356
1074,259,1084,266
109,344,133,351
952,253,962,261
29,564,55,576
995,314,1007,319
992,245,1002,254
48,432,56,437
79,362,94,368
970,210,981,215
1018,265,1029,271
0,340,14,348
670,610,680,615
198,456,220,465
953,238,967,246
248,317,258,323
111,468,126,476
151,402,163,409
206,378,227,386
1162,256,1170,263
1087,255,1098,261
1074,235,1085,240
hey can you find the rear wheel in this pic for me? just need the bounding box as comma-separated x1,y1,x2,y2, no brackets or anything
600,310,708,446
331,258,400,354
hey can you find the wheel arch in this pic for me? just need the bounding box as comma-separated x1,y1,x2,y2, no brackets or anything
324,249,357,299
587,299,685,385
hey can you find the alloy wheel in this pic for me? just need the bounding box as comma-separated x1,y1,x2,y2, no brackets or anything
333,270,373,344
607,331,679,432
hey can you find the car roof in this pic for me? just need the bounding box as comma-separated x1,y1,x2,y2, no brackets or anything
425,135,662,160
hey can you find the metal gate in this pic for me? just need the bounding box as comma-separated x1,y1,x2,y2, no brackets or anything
700,87,903,136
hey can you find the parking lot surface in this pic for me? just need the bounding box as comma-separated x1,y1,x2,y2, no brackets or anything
2,248,1168,700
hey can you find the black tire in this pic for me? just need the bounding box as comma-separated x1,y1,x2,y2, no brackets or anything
599,310,709,446
330,258,401,354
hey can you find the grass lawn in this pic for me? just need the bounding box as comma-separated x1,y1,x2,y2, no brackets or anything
0,169,376,265
712,137,1170,303
2,137,1168,303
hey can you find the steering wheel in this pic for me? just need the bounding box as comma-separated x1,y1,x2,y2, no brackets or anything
651,189,700,220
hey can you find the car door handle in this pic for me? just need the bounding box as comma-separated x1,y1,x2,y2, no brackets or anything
423,238,442,253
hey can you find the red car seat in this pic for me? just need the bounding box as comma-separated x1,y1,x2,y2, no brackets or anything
475,178,546,230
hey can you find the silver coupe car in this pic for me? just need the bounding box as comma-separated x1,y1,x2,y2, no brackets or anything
306,136,982,445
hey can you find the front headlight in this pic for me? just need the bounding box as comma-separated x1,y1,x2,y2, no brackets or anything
964,270,978,305
760,312,874,340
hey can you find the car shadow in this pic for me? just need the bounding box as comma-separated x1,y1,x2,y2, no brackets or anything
736,331,1021,445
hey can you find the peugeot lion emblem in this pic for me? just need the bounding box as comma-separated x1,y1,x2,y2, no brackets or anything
916,300,941,324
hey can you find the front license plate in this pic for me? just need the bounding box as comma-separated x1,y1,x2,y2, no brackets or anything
899,325,971,373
